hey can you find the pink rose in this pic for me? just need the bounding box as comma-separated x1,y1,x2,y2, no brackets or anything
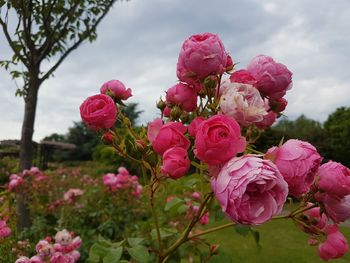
315,193,350,223
166,83,197,112
50,253,75,263
266,139,322,197
317,224,349,261
15,257,31,263
163,106,171,117
36,240,54,258
161,147,190,179
29,256,44,263
269,97,288,113
63,189,84,204
194,115,246,165
304,206,327,230
317,161,350,198
219,82,267,126
188,116,206,137
0,220,11,238
255,99,277,129
151,122,190,155
71,236,82,249
211,155,288,225
8,177,24,191
55,229,72,246
229,69,257,86
225,54,234,71
147,118,163,143
100,80,132,100
177,32,227,84
191,192,201,200
68,251,80,262
131,184,143,197
80,94,117,130
247,54,292,99
103,173,117,188
199,211,210,225
118,167,129,175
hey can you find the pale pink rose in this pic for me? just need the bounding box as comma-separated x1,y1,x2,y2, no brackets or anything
68,250,80,262
317,161,350,198
15,257,31,263
317,224,349,261
147,118,163,143
50,253,75,263
268,97,288,113
29,256,44,263
194,115,246,165
177,32,227,84
255,99,277,129
247,54,292,99
188,116,206,137
229,69,257,86
102,173,117,188
53,243,64,252
219,82,267,126
161,147,190,179
166,83,197,112
152,122,190,155
191,192,201,200
199,211,210,225
8,177,24,191
315,193,350,223
266,139,322,197
211,155,288,225
30,167,40,174
80,94,117,130
36,240,54,258
100,80,132,100
55,229,72,246
71,236,82,249
63,189,84,204
0,220,11,238
118,167,129,175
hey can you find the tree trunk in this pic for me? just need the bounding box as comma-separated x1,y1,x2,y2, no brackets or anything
17,73,40,230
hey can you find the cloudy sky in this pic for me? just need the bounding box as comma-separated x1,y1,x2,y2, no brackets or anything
0,0,349,141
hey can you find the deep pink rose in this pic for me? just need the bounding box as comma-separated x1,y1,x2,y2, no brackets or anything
188,116,206,137
166,83,197,112
102,173,117,188
255,99,277,129
152,122,190,155
100,80,132,100
317,161,350,198
80,94,117,130
226,54,234,71
247,54,292,99
163,105,171,117
0,220,11,238
199,211,210,225
211,155,288,225
177,32,227,84
266,139,322,197
219,82,267,126
50,253,75,263
269,97,288,113
315,193,350,223
229,69,257,86
161,147,190,179
194,115,246,165
317,224,349,261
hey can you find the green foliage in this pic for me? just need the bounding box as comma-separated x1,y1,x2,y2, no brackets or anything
324,107,350,166
0,156,18,184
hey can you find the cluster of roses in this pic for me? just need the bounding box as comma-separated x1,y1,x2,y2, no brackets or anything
102,167,143,197
15,229,81,263
79,32,349,261
48,188,84,211
8,167,46,192
0,218,11,239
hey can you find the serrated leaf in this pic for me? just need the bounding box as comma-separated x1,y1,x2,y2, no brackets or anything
126,245,149,263
128,237,144,247
103,247,123,263
235,224,250,236
164,197,183,211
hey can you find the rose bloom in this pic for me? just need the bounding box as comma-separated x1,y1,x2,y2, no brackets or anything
50,252,75,263
268,97,288,113
188,116,206,137
247,54,292,99
15,257,30,263
100,79,132,100
229,69,257,86
166,83,197,112
177,32,227,84
226,54,234,71
211,155,288,225
317,224,349,261
266,139,322,197
315,193,350,223
80,94,117,130
317,161,350,198
29,256,44,263
304,205,328,230
161,147,190,179
55,229,72,246
35,240,54,258
219,81,267,126
194,115,246,165
150,121,190,155
63,189,84,204
0,220,11,238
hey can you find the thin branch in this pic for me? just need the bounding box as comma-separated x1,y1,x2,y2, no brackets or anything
40,0,115,82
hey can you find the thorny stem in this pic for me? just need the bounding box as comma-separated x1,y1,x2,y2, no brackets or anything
150,175,163,255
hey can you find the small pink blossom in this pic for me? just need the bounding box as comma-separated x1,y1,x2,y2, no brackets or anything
100,80,132,100
166,83,197,112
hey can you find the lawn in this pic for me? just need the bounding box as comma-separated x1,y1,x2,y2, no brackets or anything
205,218,350,263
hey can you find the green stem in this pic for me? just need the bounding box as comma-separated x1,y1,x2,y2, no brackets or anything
150,179,162,254
189,222,236,239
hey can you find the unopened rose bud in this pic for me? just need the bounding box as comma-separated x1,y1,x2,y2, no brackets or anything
163,106,171,117
102,131,114,144
210,244,219,254
135,139,147,150
226,54,234,72
269,98,288,113
180,113,190,123
203,76,218,90
157,99,166,111
170,105,183,119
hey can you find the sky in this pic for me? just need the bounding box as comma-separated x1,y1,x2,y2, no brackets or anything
0,0,349,141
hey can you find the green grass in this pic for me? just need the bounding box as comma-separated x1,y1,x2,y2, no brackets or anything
205,219,350,263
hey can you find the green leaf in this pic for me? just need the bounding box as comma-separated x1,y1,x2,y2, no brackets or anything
128,237,144,247
164,197,183,211
103,247,123,263
126,245,149,263
234,224,250,236
89,243,109,258
151,228,178,240
177,204,188,214
190,161,207,170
